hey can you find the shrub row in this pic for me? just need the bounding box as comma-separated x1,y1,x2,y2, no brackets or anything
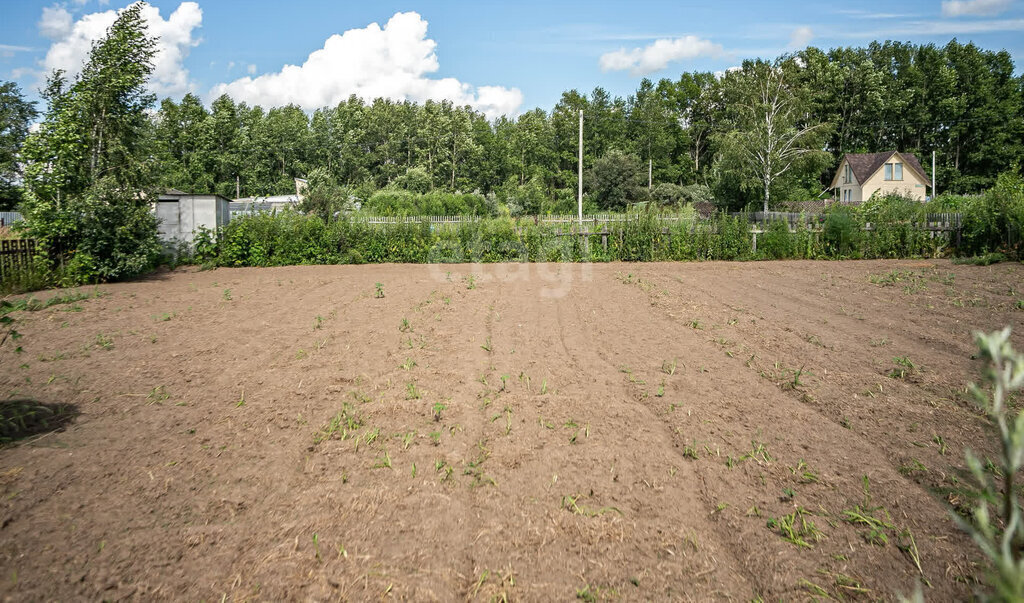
187,171,1023,267
191,206,966,268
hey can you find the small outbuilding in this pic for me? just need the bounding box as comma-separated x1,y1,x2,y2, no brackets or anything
154,190,231,248
830,151,930,203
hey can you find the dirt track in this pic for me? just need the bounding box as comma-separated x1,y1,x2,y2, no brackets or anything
1,260,1022,600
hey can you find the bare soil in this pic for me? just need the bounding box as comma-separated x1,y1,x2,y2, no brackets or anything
0,260,1022,601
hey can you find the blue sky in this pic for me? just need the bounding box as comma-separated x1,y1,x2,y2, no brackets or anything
2,0,1023,117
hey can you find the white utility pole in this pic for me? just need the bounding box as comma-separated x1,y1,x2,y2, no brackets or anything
578,109,583,223
648,159,652,190
931,151,936,198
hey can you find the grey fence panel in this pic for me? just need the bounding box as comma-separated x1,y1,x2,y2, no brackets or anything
0,212,24,227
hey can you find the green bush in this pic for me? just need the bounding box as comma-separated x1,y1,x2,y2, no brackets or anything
928,172,1024,258
822,205,862,258
184,192,1023,269
952,252,1007,266
364,190,490,216
0,260,56,295
757,220,796,259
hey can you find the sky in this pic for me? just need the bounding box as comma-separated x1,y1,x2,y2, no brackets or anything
1,0,1023,118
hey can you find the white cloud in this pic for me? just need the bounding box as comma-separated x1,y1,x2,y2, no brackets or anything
788,26,814,49
39,6,73,40
942,0,1013,16
247,63,256,75
209,12,522,119
839,17,1024,37
598,35,724,76
38,2,202,96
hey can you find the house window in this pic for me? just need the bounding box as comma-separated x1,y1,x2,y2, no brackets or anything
844,164,852,184
885,162,903,181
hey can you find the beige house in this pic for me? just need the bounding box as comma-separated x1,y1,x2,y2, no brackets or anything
830,151,929,202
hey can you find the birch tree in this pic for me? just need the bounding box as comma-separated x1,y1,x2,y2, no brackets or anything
720,60,829,212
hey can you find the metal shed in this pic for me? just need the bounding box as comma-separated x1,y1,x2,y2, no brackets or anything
154,191,231,248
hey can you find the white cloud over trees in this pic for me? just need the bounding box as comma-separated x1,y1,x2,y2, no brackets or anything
788,26,814,49
941,0,1013,17
208,12,523,119
598,35,723,76
37,2,202,96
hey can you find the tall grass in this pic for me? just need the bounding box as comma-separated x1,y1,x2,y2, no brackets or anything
0,261,56,295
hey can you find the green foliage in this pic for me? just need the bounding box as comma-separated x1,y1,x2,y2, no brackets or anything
0,81,38,210
952,253,1007,266
954,172,1024,258
756,220,798,259
298,166,352,221
499,176,550,216
713,58,832,212
183,209,819,267
391,166,432,194
587,150,648,211
364,189,490,216
60,180,162,283
67,38,1019,217
0,260,56,295
956,328,1024,600
18,3,160,284
650,183,714,207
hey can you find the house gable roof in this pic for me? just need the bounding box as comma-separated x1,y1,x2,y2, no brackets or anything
841,151,929,185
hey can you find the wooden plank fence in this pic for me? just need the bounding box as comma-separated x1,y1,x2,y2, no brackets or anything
0,239,36,280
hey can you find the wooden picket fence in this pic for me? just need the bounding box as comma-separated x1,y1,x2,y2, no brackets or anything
0,239,36,281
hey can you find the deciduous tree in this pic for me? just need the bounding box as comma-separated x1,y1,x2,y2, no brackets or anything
20,2,161,282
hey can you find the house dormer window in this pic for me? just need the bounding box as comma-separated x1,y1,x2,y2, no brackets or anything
884,162,903,181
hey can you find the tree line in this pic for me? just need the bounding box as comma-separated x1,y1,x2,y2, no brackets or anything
3,37,1022,215
1,1,1022,285
146,39,1023,212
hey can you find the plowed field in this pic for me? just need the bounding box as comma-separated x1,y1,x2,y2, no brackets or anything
1,260,1021,600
